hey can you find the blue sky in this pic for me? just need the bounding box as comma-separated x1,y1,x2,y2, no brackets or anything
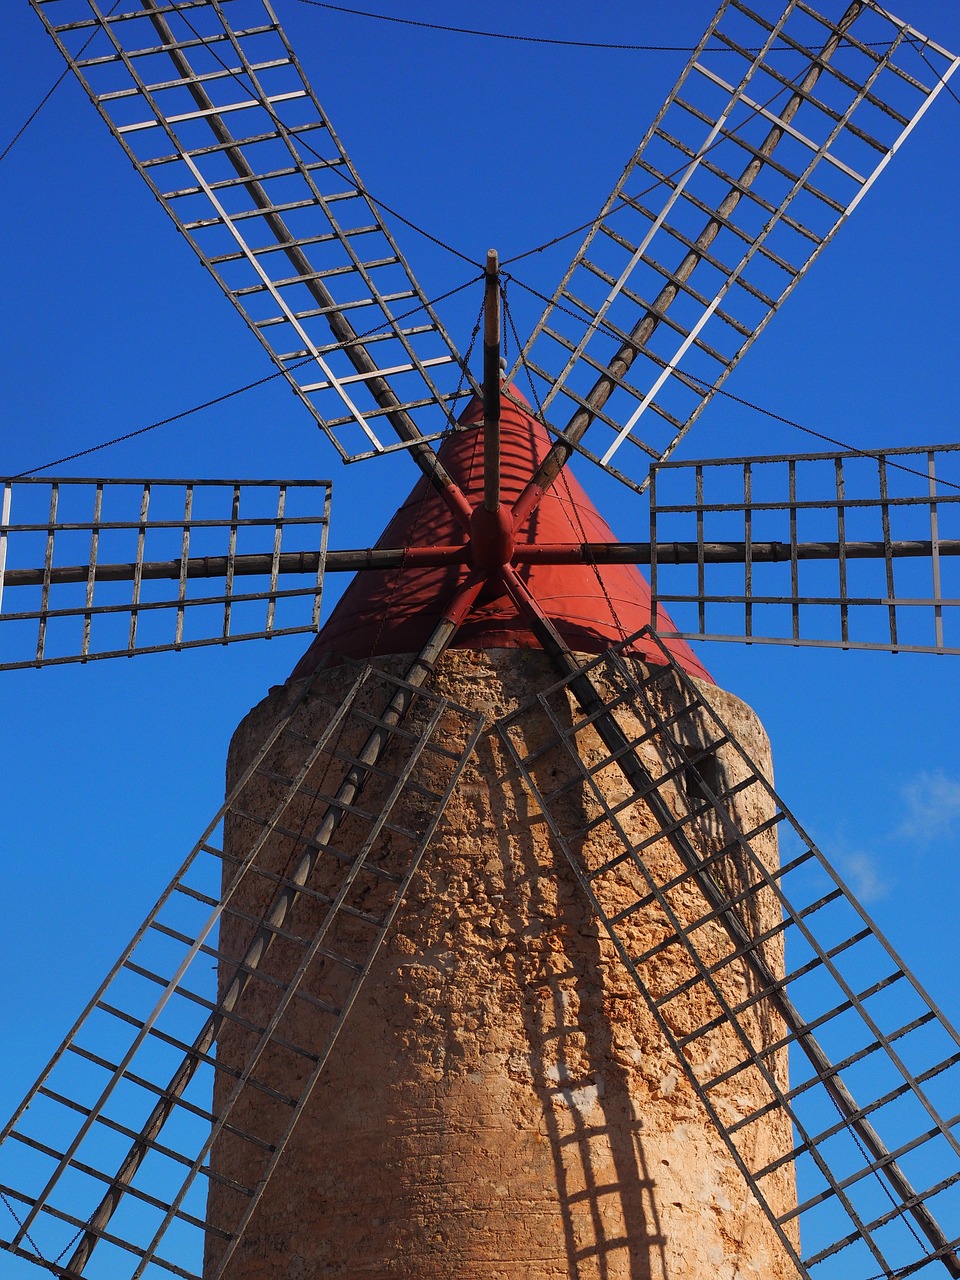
3,0,960,1269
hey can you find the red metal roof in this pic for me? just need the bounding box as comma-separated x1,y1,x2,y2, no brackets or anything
291,390,712,684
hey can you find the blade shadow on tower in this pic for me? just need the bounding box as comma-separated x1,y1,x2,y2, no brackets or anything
498,630,960,1278
0,661,484,1280
5,0,960,1277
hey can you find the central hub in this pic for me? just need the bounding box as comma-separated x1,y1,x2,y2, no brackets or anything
469,503,515,570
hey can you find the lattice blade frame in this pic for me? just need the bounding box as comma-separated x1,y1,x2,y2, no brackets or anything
648,442,960,654
0,660,484,1279
498,630,960,1278
511,0,959,495
0,477,330,669
30,0,478,461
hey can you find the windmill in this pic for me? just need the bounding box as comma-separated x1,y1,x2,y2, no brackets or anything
1,0,960,1274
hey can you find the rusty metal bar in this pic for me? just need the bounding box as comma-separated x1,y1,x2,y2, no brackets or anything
930,452,944,652
696,462,705,636
879,455,898,648
483,249,501,515
509,540,960,565
0,546,459,589
511,1,869,520
177,485,192,649
789,459,799,642
6,538,959,594
836,456,848,646
744,460,753,640
0,484,12,624
37,484,57,664
132,0,472,527
30,0,478,504
648,464,659,630
81,484,101,659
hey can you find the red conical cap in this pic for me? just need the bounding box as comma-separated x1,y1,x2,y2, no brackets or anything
291,391,711,683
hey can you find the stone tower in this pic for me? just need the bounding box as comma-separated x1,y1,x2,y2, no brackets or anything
206,393,798,1279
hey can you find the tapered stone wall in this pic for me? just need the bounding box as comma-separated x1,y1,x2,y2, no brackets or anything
206,648,799,1280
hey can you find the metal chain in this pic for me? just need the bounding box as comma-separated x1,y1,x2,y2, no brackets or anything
0,1186,80,1276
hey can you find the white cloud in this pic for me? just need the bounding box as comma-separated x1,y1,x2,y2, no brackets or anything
836,851,888,904
896,771,960,844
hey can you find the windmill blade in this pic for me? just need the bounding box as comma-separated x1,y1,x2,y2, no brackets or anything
648,442,960,654
498,629,960,1279
510,0,959,496
0,476,330,669
0,658,484,1280
31,0,479,464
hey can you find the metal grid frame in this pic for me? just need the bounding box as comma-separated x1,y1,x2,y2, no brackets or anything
648,443,960,654
30,0,478,461
0,659,484,1279
0,476,331,669
511,0,959,495
498,629,960,1278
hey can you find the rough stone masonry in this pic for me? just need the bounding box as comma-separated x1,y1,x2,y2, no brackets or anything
205,648,799,1280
